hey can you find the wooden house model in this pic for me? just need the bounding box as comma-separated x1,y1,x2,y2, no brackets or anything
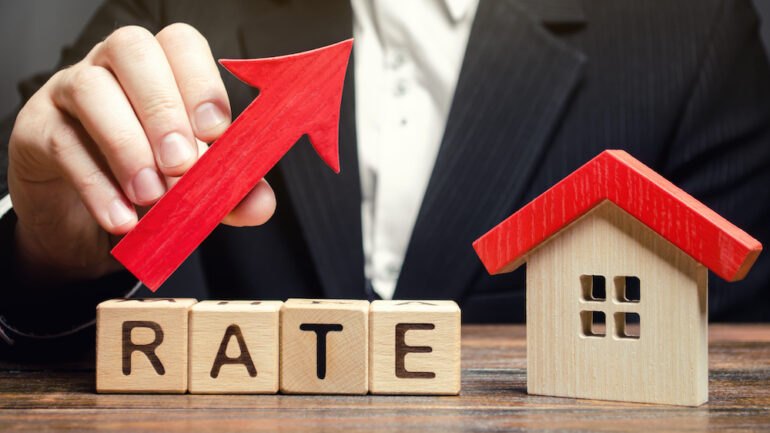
473,150,762,406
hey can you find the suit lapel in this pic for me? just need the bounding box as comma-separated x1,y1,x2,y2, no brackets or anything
394,0,587,300
240,0,366,299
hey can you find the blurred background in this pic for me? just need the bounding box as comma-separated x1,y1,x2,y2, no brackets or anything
2,0,770,118
0,0,769,305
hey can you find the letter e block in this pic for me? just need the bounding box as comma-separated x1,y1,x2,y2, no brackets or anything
369,300,461,395
188,301,282,393
280,299,369,394
96,298,197,393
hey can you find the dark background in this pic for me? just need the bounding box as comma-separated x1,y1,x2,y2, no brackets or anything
2,0,770,118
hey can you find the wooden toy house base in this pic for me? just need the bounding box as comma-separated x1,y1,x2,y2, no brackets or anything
525,200,707,406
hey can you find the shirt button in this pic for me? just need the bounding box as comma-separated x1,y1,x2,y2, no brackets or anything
393,80,407,96
386,263,400,277
390,52,406,68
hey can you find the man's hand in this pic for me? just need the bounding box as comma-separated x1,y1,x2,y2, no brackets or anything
8,23,277,283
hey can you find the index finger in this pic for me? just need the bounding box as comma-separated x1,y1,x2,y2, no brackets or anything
95,26,198,177
156,23,231,144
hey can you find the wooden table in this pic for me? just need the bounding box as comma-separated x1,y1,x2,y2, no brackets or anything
0,324,768,432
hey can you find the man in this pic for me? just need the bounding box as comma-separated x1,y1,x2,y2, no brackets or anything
1,0,769,356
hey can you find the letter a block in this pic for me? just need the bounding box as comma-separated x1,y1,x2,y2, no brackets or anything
280,299,369,394
96,298,197,393
369,300,461,395
188,301,282,393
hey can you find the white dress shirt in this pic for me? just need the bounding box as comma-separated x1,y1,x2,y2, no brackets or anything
352,0,479,299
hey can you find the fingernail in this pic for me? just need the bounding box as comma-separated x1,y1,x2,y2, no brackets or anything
194,102,226,132
108,199,134,227
131,167,165,203
159,132,192,168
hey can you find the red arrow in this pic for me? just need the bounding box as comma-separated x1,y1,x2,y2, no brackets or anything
111,39,353,291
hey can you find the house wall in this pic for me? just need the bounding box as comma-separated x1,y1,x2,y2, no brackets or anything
525,200,708,406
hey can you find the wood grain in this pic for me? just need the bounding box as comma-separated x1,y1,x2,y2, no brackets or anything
369,301,461,395
111,39,353,291
526,201,708,406
188,301,282,394
96,298,197,394
473,149,762,282
0,324,768,432
280,299,369,394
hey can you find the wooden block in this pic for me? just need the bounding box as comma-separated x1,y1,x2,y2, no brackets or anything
188,301,282,394
369,300,461,395
280,299,369,394
96,298,197,393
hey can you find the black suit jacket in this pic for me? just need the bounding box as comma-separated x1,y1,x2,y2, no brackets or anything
1,0,769,354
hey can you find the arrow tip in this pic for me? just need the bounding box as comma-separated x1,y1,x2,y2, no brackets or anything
308,39,351,174
219,39,353,174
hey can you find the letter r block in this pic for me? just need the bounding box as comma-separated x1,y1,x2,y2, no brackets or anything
369,300,461,395
280,299,369,394
96,298,197,393
188,301,282,393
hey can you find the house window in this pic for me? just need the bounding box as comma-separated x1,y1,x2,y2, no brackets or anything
580,310,606,337
614,276,640,302
580,274,641,340
580,275,606,301
614,312,640,339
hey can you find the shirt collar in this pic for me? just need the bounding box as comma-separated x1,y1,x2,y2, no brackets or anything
444,0,478,22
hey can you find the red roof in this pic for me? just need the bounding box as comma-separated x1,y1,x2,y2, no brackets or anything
472,150,762,282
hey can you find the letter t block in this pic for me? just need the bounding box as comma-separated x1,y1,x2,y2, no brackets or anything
369,300,461,395
280,299,369,394
96,298,197,393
